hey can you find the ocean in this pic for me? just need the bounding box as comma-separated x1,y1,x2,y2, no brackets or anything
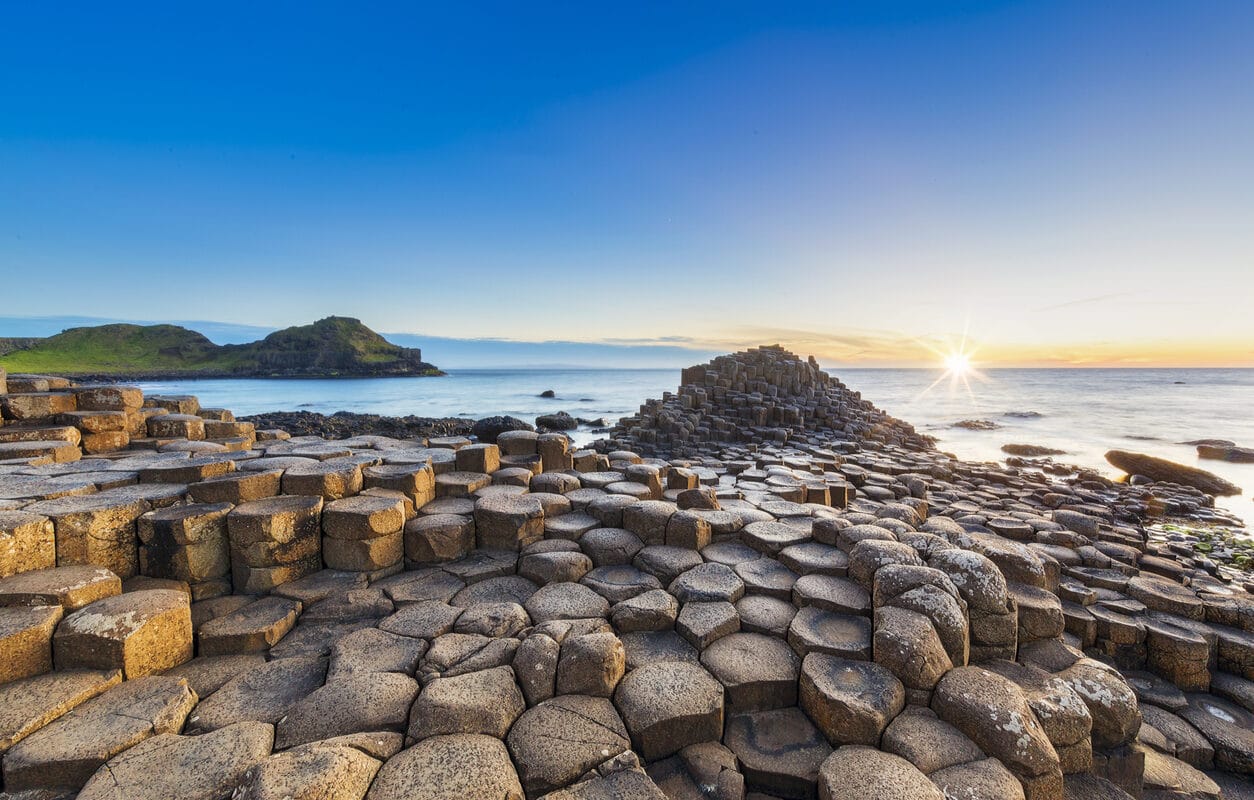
134,368,1254,524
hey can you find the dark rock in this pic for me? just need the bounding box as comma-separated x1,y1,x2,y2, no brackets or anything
953,420,1001,431
536,412,578,431
471,416,534,444
239,410,473,440
1002,444,1067,457
1105,450,1241,495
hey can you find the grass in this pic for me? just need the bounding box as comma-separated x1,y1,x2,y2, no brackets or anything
0,317,438,377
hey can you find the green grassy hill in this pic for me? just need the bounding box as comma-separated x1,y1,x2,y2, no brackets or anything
0,317,442,378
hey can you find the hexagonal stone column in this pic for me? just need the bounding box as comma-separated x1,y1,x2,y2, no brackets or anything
614,661,724,761
817,746,945,800
227,496,323,593
506,695,631,796
0,668,122,755
404,514,475,565
455,443,500,474
0,511,55,578
53,589,192,679
474,494,544,551
75,719,274,800
364,463,436,508
137,503,231,593
0,605,63,684
146,413,206,440
0,565,121,611
725,706,833,799
800,653,905,746
198,595,302,656
322,494,405,574
700,632,800,713
24,494,148,579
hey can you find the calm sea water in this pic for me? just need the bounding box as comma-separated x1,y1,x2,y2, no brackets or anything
136,368,1254,524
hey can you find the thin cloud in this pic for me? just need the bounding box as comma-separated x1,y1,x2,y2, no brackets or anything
1033,292,1134,312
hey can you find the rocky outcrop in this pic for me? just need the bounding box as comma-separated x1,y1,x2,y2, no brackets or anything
0,355,1251,798
1106,450,1241,495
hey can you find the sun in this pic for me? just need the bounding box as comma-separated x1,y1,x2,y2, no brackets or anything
944,352,972,375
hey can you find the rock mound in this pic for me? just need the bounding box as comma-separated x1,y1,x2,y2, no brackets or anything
599,346,932,457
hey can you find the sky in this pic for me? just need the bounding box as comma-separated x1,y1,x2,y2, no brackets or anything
2,1,1252,368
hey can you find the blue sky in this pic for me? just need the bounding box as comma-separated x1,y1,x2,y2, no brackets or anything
2,2,1252,366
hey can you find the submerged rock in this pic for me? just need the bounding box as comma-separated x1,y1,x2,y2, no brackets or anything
1002,443,1067,457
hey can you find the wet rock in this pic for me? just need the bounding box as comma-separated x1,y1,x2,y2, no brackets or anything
1105,450,1240,495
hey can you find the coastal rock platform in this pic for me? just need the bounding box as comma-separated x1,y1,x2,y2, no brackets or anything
0,349,1251,798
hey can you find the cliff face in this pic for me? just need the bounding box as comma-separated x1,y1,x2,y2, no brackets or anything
0,317,442,378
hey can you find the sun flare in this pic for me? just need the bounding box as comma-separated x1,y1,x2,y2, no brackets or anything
944,352,972,375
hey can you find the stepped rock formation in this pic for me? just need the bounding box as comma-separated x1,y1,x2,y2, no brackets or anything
0,350,1251,799
605,345,933,456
